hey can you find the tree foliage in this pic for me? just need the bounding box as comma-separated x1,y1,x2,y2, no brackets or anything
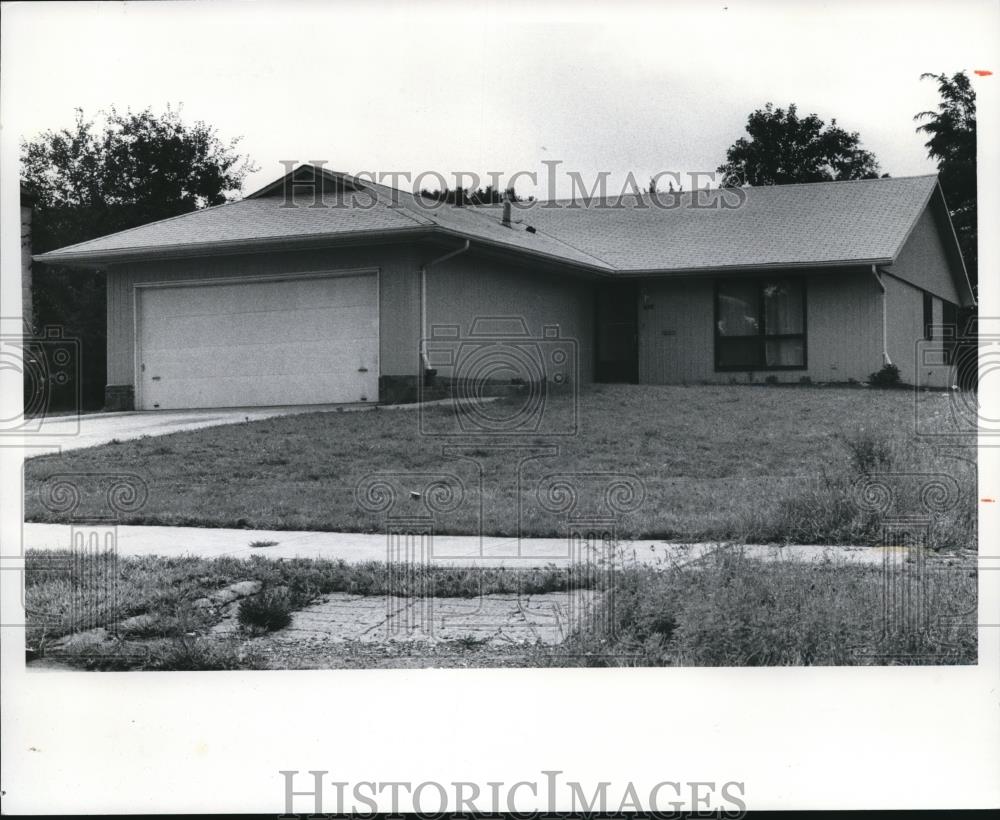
418,185,524,205
21,106,256,408
915,71,977,288
22,106,256,253
717,103,880,186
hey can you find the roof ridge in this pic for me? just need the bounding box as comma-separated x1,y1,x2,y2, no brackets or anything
438,205,616,269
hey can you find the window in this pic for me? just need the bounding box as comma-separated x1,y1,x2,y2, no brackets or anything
923,291,934,341
715,278,806,370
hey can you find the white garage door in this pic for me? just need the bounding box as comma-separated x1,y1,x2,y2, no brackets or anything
136,272,379,410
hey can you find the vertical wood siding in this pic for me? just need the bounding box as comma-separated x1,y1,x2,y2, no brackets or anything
891,205,961,304
426,252,595,384
884,274,951,387
637,270,882,384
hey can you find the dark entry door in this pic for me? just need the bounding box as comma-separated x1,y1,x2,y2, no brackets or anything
595,284,638,383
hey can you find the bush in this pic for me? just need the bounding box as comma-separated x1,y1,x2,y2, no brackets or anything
238,588,293,632
869,363,902,388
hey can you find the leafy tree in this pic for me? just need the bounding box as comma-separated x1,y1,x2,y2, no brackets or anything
21,106,256,408
418,184,523,205
718,103,880,186
915,71,977,289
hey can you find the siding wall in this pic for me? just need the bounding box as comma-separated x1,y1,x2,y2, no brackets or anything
637,270,883,383
426,252,596,385
105,232,953,396
884,273,951,387
890,204,962,303
106,243,421,389
106,242,598,397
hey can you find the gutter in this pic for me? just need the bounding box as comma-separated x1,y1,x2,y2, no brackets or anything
420,240,470,371
872,265,891,366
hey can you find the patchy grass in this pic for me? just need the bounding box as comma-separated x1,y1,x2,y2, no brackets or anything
23,385,975,546
24,550,598,668
553,548,977,667
26,547,976,669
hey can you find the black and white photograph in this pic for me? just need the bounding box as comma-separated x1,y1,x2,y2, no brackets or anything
2,0,998,814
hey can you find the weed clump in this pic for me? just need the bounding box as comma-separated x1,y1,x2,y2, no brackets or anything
238,588,293,632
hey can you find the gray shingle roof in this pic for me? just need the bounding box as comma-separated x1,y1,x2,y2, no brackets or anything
486,175,940,272
36,167,944,278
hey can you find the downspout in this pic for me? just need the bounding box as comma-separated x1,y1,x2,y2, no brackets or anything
420,240,470,372
872,265,891,366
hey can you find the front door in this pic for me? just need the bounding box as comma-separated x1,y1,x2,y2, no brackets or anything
595,283,638,383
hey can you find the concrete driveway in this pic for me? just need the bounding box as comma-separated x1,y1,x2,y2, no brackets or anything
23,403,377,455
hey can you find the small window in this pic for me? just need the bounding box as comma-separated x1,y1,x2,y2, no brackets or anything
715,279,806,370
923,291,934,341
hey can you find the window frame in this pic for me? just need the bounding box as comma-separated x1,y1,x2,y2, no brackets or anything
923,291,934,341
713,277,808,372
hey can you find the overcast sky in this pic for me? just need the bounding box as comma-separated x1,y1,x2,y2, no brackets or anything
2,0,997,199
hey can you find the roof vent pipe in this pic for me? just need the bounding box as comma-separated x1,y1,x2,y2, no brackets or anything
501,198,512,227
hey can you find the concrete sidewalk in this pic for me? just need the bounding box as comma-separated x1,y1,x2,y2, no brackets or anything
21,522,885,567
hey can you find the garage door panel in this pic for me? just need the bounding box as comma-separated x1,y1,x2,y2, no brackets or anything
148,343,375,380
138,273,379,409
150,372,376,409
146,276,375,318
143,305,377,351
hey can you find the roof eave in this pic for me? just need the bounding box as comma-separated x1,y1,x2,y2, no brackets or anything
932,183,977,307
614,258,895,278
429,228,613,276
33,227,435,268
